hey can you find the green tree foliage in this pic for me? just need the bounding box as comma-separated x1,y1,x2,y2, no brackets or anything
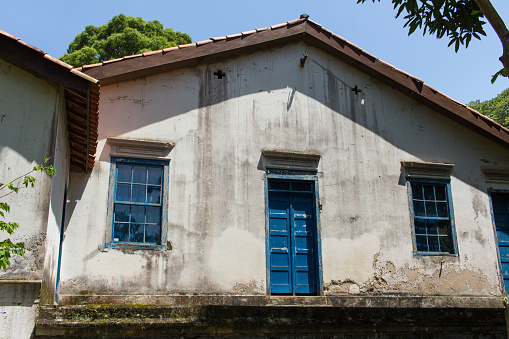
60,14,192,67
468,88,509,128
0,159,55,271
357,0,509,82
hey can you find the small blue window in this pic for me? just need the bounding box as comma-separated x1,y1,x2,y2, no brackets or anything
110,158,167,246
408,180,456,255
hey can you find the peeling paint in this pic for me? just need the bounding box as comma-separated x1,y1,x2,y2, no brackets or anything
56,42,509,299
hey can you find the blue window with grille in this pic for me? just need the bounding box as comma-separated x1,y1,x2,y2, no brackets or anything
109,158,168,246
408,179,457,255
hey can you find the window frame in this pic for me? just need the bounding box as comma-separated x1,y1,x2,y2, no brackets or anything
407,178,458,256
105,157,169,250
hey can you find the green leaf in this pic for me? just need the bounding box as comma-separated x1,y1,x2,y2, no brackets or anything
0,203,9,214
45,165,56,177
23,175,36,188
6,184,18,193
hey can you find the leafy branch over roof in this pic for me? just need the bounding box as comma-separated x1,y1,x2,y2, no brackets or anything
60,14,192,68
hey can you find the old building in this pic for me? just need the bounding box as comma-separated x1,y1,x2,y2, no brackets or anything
0,30,99,338
3,15,509,337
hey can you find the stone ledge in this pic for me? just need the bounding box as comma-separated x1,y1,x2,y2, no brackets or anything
35,305,507,337
0,280,41,305
57,294,505,309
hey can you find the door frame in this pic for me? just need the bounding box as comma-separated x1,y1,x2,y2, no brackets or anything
488,189,509,294
264,169,323,296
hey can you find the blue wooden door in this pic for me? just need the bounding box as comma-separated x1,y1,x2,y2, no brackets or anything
268,180,318,295
492,192,509,293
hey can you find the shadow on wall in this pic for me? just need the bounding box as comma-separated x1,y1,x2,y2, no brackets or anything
94,46,508,186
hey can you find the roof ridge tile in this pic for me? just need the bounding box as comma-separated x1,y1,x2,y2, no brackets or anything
270,22,287,30
43,54,73,69
123,54,142,59
196,39,213,46
143,50,162,57
102,57,124,65
226,32,242,39
178,43,196,49
0,30,19,41
17,40,45,55
163,46,179,53
287,18,305,26
242,30,257,36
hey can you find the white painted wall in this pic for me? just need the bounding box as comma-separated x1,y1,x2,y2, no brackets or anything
0,281,39,339
0,58,60,279
59,42,509,298
0,57,69,336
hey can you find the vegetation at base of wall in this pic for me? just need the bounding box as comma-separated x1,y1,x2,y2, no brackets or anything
62,304,192,322
467,88,509,128
59,14,192,68
0,159,55,271
356,0,509,83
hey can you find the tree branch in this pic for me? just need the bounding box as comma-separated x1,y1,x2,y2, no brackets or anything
473,0,509,75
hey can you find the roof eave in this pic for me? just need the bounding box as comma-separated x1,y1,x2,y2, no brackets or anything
79,19,509,149
0,33,92,91
299,23,509,148
82,23,307,86
0,31,100,172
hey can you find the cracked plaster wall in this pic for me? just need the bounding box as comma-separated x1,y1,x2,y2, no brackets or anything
59,42,509,298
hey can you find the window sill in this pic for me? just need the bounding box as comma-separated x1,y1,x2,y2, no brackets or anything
414,251,457,257
105,242,167,251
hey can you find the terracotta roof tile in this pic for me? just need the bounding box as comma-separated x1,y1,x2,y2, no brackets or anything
70,69,98,83
320,26,332,35
196,39,213,46
308,20,322,28
143,50,161,56
427,85,438,93
256,27,270,32
226,32,242,39
211,36,227,41
123,54,142,59
242,30,257,36
163,46,179,53
102,57,124,65
331,33,347,43
287,18,304,25
82,63,103,69
178,43,196,49
270,23,287,30
44,54,73,69
0,30,19,40
16,39,45,55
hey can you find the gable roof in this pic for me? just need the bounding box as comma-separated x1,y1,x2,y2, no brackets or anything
77,16,509,149
0,30,99,172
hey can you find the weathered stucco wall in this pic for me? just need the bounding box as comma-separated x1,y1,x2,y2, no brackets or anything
59,42,509,298
0,58,69,338
0,58,60,279
0,281,40,339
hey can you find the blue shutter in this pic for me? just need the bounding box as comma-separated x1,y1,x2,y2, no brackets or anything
269,191,292,294
292,193,317,294
268,180,318,295
492,193,509,293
